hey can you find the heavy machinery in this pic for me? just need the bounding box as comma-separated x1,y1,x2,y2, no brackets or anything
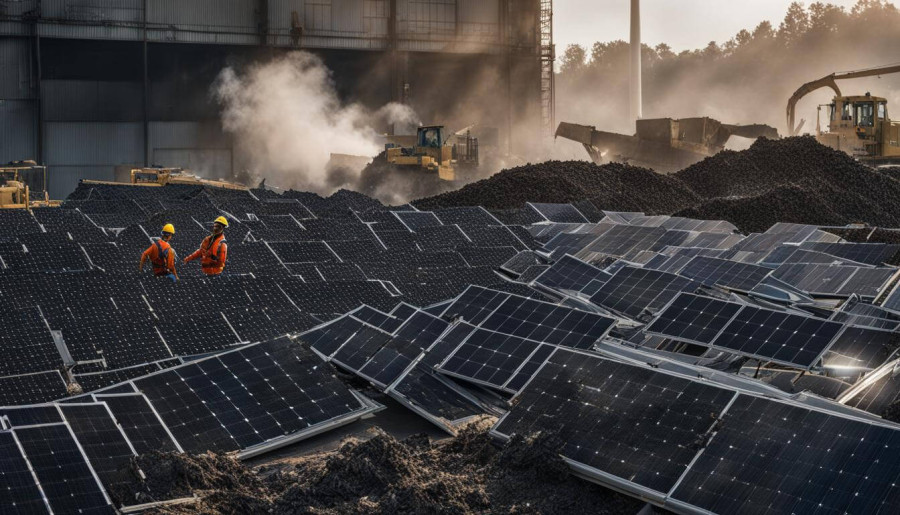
0,162,59,209
787,64,900,166
385,125,478,181
83,167,249,190
555,117,779,172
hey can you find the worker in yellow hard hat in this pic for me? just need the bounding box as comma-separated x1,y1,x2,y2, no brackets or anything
139,224,178,281
184,216,228,276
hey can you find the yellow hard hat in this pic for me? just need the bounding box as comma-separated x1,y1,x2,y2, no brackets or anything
213,216,229,228
162,223,175,234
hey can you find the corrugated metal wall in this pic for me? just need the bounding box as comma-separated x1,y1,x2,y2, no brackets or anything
0,37,38,165
149,121,233,178
45,122,144,198
2,1,505,51
42,80,143,121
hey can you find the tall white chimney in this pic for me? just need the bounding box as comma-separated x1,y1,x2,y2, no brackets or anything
630,0,642,124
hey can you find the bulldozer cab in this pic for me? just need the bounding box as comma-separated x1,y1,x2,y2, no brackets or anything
819,94,900,162
417,126,444,148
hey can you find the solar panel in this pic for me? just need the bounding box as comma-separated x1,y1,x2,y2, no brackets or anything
0,406,63,427
534,255,612,292
677,256,771,292
589,266,697,320
821,326,899,372
437,328,548,392
712,305,844,369
645,293,743,345
800,241,900,266
330,325,394,372
94,394,179,455
432,206,502,227
135,337,373,454
299,316,365,358
670,395,900,514
58,403,138,498
0,371,68,406
15,424,114,513
0,307,63,376
439,286,511,325
351,305,403,333
0,431,50,514
527,203,589,223
393,211,442,231
772,263,872,297
493,348,735,494
478,294,614,350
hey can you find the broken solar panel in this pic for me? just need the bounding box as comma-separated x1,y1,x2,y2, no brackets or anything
15,424,114,513
677,256,772,292
516,265,550,284
493,347,735,494
526,203,589,223
440,286,513,325
670,395,900,514
330,325,394,372
501,250,547,275
533,254,612,292
432,206,501,227
589,266,697,320
133,337,374,454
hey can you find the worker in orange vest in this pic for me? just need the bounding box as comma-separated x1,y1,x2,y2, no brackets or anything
184,216,229,276
139,224,178,282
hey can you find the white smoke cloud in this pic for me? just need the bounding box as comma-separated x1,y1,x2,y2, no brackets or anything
213,51,418,195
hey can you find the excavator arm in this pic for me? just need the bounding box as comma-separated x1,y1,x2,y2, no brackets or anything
787,64,900,136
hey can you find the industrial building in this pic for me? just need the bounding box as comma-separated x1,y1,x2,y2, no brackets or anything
0,0,554,199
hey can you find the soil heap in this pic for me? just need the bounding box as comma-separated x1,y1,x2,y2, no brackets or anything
415,137,900,233
143,425,641,514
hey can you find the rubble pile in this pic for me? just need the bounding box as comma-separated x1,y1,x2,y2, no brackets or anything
416,137,900,233
146,426,641,514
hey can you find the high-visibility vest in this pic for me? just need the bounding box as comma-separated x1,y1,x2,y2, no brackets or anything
150,240,174,276
199,234,227,275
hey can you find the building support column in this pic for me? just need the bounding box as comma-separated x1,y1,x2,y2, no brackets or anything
142,0,149,166
32,5,44,165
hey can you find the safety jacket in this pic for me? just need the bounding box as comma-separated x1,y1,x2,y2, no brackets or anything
186,234,227,275
142,240,177,277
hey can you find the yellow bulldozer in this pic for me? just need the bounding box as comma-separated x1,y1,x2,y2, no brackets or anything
555,117,779,173
83,167,249,191
0,162,59,209
787,64,900,166
385,125,478,182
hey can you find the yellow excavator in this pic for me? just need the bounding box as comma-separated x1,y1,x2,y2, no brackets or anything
82,167,249,190
786,64,900,166
385,125,478,182
0,162,59,209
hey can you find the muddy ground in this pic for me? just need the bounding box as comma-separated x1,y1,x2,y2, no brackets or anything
137,420,643,515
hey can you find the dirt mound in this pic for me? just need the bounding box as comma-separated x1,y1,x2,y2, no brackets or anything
147,425,641,514
415,137,900,233
134,451,267,506
414,160,699,214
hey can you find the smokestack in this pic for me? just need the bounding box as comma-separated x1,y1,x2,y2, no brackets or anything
630,0,642,124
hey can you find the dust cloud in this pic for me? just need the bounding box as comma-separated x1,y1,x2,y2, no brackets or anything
552,1,900,159
213,51,417,195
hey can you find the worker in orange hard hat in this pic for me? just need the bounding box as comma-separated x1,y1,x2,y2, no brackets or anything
184,216,228,276
139,224,178,282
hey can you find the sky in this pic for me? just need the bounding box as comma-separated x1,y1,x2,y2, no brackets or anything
554,0,862,53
